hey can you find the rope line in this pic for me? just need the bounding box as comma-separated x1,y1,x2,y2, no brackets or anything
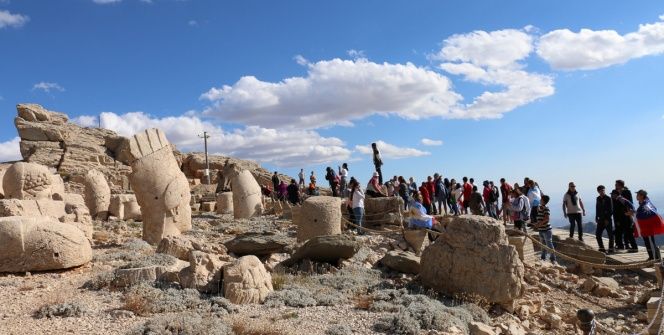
341,217,403,235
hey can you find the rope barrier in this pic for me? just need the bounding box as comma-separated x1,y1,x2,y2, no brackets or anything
506,228,658,270
341,217,403,235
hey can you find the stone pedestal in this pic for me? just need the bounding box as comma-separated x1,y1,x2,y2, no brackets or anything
215,192,233,214
297,196,341,242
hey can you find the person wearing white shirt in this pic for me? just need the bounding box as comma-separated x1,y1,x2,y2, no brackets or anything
350,178,365,233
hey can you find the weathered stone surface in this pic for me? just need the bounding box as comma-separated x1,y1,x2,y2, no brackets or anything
114,257,188,287
109,194,141,221
553,236,606,264
469,321,496,335
420,215,524,305
0,216,92,272
223,255,273,304
2,162,56,200
61,193,93,239
403,229,429,256
380,250,420,274
156,235,195,261
0,199,66,220
507,232,537,265
0,166,7,198
283,234,360,266
178,251,228,293
581,276,621,298
201,202,216,212
216,192,233,214
297,196,341,242
231,169,263,219
83,169,111,220
364,197,403,226
127,129,191,244
224,233,294,256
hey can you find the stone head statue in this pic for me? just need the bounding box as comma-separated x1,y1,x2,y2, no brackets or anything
2,162,55,200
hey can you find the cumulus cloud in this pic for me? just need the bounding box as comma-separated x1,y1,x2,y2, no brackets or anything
73,111,351,167
201,58,462,129
537,15,664,70
421,138,443,146
0,137,21,162
32,82,65,93
0,10,29,29
436,28,554,118
354,140,430,160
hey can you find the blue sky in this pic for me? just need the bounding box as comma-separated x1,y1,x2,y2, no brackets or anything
1,0,664,223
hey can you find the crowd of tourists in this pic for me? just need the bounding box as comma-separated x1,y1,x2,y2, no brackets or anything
259,142,663,263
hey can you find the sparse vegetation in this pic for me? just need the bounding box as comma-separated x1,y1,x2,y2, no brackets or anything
325,324,353,335
122,283,205,316
129,312,232,335
231,318,286,335
34,302,87,319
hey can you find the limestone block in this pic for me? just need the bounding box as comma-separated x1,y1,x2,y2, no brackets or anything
215,192,233,214
51,174,65,200
231,169,263,219
179,251,228,294
83,169,111,220
156,235,195,261
364,197,403,226
109,194,142,221
420,215,524,305
0,168,6,198
0,199,66,221
403,229,429,256
2,162,55,200
297,196,341,242
127,129,191,244
223,255,273,304
201,202,216,212
224,233,293,256
282,234,359,266
0,216,92,272
380,250,421,274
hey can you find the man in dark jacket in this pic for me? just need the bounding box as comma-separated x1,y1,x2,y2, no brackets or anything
612,180,638,251
595,185,614,253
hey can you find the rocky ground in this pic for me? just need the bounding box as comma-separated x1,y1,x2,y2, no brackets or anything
0,212,658,335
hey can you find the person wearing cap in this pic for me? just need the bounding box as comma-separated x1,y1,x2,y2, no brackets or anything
612,180,637,251
563,182,586,240
632,190,664,260
595,185,615,253
366,171,386,197
610,190,639,253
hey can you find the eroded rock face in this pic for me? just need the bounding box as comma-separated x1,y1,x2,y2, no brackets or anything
224,233,293,256
420,215,524,305
2,162,55,200
0,216,92,272
223,255,273,304
83,169,111,220
231,169,263,219
127,129,191,244
109,194,141,221
381,250,421,275
178,251,227,294
297,196,341,242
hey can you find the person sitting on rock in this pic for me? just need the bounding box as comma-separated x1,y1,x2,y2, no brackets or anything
468,185,485,216
286,179,300,205
277,180,288,202
407,192,433,230
366,172,386,197
307,180,319,196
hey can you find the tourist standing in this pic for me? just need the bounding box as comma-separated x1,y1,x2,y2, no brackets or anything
613,180,638,251
462,177,472,214
408,177,418,195
371,142,384,184
286,179,300,205
350,179,365,234
500,178,513,224
488,181,500,219
325,167,339,197
508,188,530,232
338,163,349,198
595,185,615,253
563,182,586,241
535,195,556,263
298,169,305,190
398,176,409,210
310,171,316,184
435,174,448,215
451,183,463,215
633,190,664,260
469,185,485,215
425,176,437,215
271,171,280,196
611,190,638,252
482,181,492,216
419,182,432,215
527,180,542,224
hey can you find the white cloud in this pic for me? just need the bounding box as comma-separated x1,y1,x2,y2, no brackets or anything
347,49,366,59
537,16,664,70
92,0,122,4
354,140,430,160
188,20,197,26
201,58,462,129
0,10,29,29
436,28,554,118
32,82,65,93
72,115,98,127
0,137,21,162
74,111,351,167
421,138,443,146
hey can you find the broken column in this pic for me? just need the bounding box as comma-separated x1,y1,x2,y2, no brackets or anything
216,192,233,214
297,196,342,242
126,128,192,244
109,194,142,221
83,169,111,220
231,169,263,219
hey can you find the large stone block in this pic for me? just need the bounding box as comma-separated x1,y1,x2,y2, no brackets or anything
420,215,524,305
216,192,233,214
231,169,263,219
83,169,111,220
223,255,273,304
109,194,142,221
127,129,191,244
364,197,403,226
179,251,228,294
0,216,92,272
2,162,56,200
297,196,342,242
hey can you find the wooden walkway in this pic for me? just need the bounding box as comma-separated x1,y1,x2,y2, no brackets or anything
548,228,657,278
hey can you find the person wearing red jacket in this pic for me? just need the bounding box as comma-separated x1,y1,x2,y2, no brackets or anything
419,182,432,215
425,176,437,215
462,177,472,214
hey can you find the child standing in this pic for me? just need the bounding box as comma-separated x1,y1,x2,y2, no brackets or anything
535,195,556,264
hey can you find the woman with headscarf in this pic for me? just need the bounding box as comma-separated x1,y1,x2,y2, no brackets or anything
563,182,586,241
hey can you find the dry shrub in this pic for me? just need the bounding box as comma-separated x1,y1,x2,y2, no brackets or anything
272,271,287,291
354,293,374,310
92,231,110,243
231,318,285,335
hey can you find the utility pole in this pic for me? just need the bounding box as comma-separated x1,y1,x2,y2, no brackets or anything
198,131,211,184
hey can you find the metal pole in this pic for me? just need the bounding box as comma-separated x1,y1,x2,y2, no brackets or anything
199,132,211,185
